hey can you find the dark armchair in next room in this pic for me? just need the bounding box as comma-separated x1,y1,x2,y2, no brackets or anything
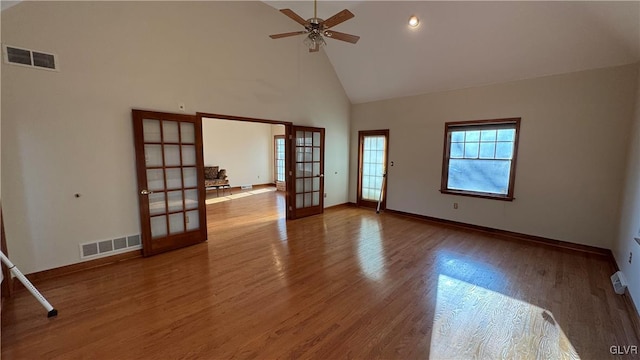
204,166,229,188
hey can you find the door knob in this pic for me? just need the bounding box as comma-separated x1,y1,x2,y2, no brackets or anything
140,189,154,195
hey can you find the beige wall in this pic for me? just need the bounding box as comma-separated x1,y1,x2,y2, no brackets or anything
202,119,280,187
351,64,638,248
1,1,351,274
614,63,640,311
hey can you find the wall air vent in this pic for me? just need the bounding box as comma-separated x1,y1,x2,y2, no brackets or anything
79,234,142,260
3,44,58,71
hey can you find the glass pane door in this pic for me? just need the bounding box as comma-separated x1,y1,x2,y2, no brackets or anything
358,130,389,209
291,126,325,219
133,110,206,256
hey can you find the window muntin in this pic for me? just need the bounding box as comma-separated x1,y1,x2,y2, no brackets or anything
441,119,520,200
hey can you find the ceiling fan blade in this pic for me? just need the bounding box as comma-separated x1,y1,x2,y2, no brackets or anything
279,9,308,27
269,31,308,39
309,42,320,53
322,9,354,29
324,30,360,44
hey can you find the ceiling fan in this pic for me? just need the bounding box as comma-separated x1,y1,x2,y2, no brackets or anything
269,0,360,53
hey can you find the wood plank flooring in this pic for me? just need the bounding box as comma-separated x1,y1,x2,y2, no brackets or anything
2,190,637,359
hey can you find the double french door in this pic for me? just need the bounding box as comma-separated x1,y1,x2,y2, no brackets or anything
133,111,326,255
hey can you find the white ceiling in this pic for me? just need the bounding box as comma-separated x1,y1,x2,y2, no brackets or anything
266,1,640,104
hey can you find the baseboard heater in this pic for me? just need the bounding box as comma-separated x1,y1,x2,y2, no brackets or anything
241,185,253,190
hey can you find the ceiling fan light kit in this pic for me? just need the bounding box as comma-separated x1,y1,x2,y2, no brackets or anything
269,0,360,53
303,31,326,51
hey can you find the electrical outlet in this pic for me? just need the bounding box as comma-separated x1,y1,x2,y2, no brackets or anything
629,252,633,264
453,203,458,209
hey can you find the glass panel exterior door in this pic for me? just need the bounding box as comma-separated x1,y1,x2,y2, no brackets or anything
357,130,390,210
291,126,325,219
133,110,207,256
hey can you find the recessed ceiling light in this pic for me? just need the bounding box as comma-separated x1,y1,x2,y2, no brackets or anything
408,15,420,28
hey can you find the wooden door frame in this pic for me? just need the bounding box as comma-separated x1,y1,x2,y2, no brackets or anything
357,129,390,210
196,112,294,220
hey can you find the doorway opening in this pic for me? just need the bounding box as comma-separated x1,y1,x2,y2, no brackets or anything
197,112,326,221
198,113,290,223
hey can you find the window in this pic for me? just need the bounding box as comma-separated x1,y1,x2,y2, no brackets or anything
441,118,520,201
274,135,285,182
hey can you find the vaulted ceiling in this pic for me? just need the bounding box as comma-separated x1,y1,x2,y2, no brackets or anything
266,1,640,104
3,1,639,105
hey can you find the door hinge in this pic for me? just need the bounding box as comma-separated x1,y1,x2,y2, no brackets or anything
289,171,292,176
288,206,292,211
289,134,293,140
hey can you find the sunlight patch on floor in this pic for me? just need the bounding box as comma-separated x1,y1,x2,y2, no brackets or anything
227,193,252,199
430,274,579,359
250,188,276,195
205,188,276,205
357,217,386,281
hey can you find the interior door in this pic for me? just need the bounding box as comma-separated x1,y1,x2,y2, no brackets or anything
357,130,389,209
291,126,325,219
132,110,207,256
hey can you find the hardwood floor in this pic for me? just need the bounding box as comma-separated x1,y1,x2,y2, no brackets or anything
2,190,637,359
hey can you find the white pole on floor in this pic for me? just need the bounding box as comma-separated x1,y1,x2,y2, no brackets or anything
376,173,386,214
0,251,58,317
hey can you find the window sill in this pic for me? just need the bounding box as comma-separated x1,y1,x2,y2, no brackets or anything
439,189,514,201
